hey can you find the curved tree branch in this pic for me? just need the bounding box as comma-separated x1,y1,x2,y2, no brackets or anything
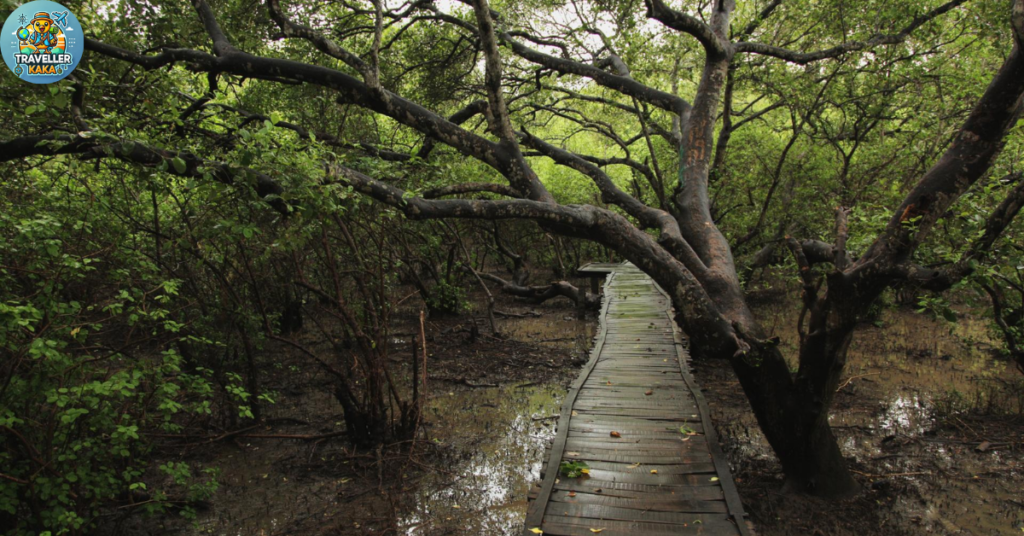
422,182,523,199
0,133,287,213
645,0,731,57
735,0,968,63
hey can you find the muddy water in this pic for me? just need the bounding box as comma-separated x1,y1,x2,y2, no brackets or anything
399,383,564,535
153,384,563,536
712,294,1024,535
124,303,594,536
396,309,596,535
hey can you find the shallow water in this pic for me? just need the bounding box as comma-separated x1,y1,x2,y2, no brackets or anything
117,300,595,536
398,383,564,535
713,296,1024,535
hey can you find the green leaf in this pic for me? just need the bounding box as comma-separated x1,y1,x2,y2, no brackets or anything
171,157,187,174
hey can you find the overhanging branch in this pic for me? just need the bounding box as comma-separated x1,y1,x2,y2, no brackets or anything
735,0,968,64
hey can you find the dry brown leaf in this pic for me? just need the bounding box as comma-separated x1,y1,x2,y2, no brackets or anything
610,431,621,438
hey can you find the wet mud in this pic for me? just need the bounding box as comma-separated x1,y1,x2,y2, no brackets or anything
107,287,594,536
702,290,1024,536
107,282,1023,536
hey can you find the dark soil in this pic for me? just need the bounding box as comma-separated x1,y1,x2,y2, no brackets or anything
102,278,1024,536
700,293,1024,536
103,280,595,536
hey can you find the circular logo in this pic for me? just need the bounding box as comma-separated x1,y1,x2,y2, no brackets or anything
2,1,83,84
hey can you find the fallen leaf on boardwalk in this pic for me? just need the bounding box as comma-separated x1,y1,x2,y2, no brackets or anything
650,469,658,474
606,381,612,385
594,488,602,493
567,451,580,456
568,491,577,497
710,477,719,482
580,468,590,474
529,528,543,534
645,390,653,396
610,431,621,438
628,463,640,468
589,529,604,533
571,410,578,416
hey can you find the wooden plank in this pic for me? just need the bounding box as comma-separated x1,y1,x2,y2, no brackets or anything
577,262,625,275
565,460,717,474
543,504,730,526
524,264,751,536
549,490,729,513
573,399,694,409
541,518,741,536
566,470,722,486
577,409,696,422
568,420,704,432
575,393,694,401
565,438,708,451
566,429,705,441
562,454,715,467
569,428,704,440
552,479,725,499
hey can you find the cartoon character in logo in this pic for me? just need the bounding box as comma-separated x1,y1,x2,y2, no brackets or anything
17,12,65,55
3,1,83,83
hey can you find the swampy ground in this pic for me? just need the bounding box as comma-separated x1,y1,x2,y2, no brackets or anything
703,285,1024,536
107,280,597,536
108,281,1023,536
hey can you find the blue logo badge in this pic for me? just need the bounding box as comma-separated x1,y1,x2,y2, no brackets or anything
2,1,83,84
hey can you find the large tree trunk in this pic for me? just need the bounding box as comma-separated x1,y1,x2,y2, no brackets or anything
775,414,859,497
678,296,863,498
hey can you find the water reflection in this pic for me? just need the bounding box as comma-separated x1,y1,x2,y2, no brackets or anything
877,394,932,436
401,383,563,535
712,295,1024,533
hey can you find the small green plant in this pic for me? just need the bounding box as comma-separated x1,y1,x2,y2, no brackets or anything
559,460,589,478
933,388,969,418
916,294,958,324
679,424,699,435
427,279,468,315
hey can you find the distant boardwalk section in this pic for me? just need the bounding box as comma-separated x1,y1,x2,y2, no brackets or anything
524,263,752,536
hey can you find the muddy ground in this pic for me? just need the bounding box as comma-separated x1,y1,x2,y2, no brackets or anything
105,279,597,536
702,286,1024,536
104,278,1024,536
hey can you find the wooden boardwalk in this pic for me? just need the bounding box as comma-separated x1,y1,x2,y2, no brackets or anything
524,263,751,536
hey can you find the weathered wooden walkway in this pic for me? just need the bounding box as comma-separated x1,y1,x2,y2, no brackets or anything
524,263,751,536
